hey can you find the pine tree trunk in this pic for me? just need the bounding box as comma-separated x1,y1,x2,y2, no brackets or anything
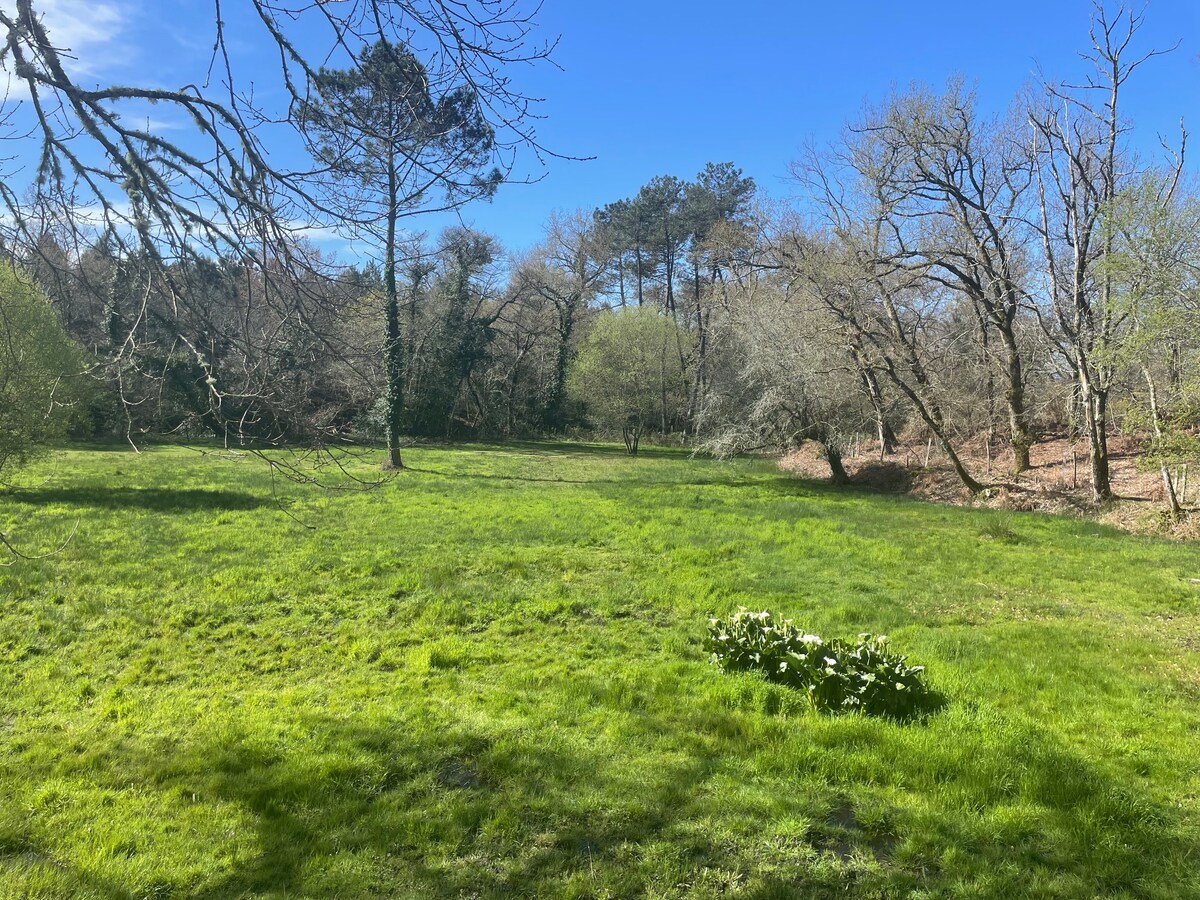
382,154,404,470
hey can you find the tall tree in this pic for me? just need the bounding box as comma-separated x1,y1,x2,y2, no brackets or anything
299,40,500,468
851,83,1038,472
1105,172,1199,517
511,212,610,431
409,228,508,437
791,146,990,494
0,1,552,455
568,308,692,454
682,163,756,423
636,175,688,315
595,198,655,308
0,263,83,478
1029,2,1174,502
707,259,872,484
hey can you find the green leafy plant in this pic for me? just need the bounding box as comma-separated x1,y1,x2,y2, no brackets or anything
705,608,936,719
0,265,84,477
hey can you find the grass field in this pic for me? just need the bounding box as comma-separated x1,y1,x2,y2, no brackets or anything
1,443,1199,899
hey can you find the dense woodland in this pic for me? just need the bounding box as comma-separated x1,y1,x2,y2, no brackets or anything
2,2,1198,512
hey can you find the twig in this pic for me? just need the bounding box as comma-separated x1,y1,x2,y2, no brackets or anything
0,519,80,567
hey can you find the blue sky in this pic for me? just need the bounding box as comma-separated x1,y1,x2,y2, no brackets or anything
492,0,1200,248
7,0,1200,257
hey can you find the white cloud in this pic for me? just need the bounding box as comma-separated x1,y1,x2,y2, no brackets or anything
35,0,127,76
141,117,187,132
285,221,356,245
0,0,129,98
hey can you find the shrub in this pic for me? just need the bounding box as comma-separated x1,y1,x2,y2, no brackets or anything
705,608,935,719
0,265,84,476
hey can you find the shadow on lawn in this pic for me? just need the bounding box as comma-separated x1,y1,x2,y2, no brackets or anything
171,718,731,899
3,486,267,512
404,456,837,495
440,439,693,460
158,717,909,900
405,464,778,489
6,704,1196,899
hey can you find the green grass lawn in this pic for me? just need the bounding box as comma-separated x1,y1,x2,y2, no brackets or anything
1,443,1199,899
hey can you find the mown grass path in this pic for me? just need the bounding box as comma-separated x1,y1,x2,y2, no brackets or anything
1,443,1198,898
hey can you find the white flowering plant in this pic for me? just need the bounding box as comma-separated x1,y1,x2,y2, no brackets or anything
704,608,934,719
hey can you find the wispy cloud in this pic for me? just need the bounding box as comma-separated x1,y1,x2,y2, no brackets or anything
35,0,126,75
140,117,187,132
0,0,130,99
286,221,356,245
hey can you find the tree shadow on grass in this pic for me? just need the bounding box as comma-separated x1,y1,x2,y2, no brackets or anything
3,487,267,512
5,697,1197,899
405,464,773,489
431,438,693,461
115,718,728,899
0,848,134,900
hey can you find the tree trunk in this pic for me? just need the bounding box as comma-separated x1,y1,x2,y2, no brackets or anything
545,301,576,432
1081,383,1112,502
688,261,707,431
635,239,645,307
663,223,676,316
1144,366,1182,518
1161,464,1182,519
623,423,640,455
825,445,850,486
876,292,985,493
886,369,984,493
1000,329,1032,474
382,152,404,470
847,338,896,456
974,297,1031,475
859,363,896,455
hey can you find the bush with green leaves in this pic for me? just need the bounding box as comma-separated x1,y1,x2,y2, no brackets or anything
705,608,935,719
0,265,84,477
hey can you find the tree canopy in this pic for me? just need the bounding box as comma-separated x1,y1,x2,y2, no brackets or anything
568,307,692,454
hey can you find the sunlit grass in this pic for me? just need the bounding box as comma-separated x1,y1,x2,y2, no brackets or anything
1,442,1198,898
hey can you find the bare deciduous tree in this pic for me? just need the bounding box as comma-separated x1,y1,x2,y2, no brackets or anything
1029,2,1177,502
851,82,1038,472
790,148,990,493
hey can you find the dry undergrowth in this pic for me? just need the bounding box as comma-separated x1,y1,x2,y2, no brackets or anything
779,433,1200,539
